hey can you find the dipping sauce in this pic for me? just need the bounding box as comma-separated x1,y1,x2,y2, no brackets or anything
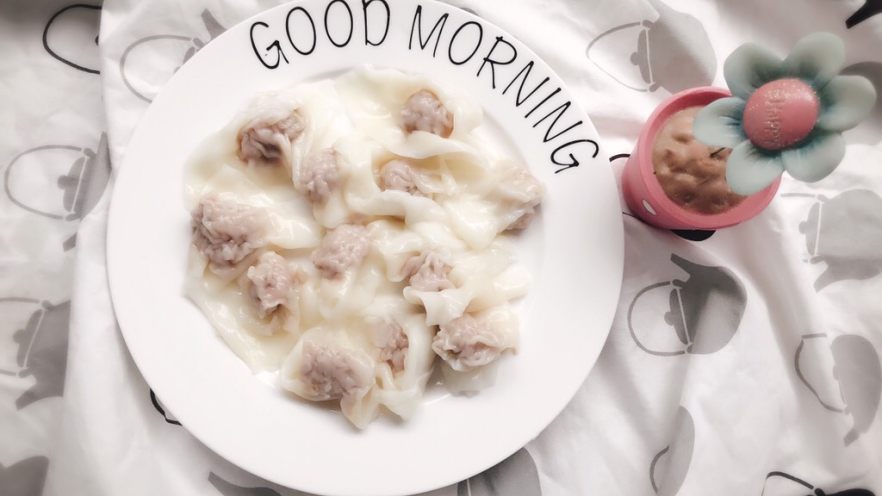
651,106,745,215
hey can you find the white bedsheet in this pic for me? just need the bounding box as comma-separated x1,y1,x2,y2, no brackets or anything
1,0,881,494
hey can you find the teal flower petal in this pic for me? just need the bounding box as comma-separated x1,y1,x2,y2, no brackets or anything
726,141,785,195
817,75,878,132
781,131,846,183
783,32,845,90
693,97,746,148
724,43,783,99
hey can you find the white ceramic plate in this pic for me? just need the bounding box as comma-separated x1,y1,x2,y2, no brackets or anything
107,1,623,495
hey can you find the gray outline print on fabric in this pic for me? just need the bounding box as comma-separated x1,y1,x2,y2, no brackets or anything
841,62,882,144
0,456,49,496
43,3,101,74
762,471,875,495
585,0,715,94
628,254,746,356
206,450,539,496
456,448,541,496
786,190,882,291
208,472,313,496
796,333,881,446
209,473,282,496
4,132,111,250
649,406,694,496
0,298,70,409
120,9,225,103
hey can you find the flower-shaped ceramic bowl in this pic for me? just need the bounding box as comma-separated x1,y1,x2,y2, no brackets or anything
622,87,781,230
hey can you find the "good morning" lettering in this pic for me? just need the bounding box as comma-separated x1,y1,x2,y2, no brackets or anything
249,1,598,174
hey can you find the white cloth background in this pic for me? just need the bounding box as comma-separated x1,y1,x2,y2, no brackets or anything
2,0,881,495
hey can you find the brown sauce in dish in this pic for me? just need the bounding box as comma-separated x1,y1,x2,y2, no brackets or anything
651,106,746,215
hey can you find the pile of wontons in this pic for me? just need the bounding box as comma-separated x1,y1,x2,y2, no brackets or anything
184,67,544,428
